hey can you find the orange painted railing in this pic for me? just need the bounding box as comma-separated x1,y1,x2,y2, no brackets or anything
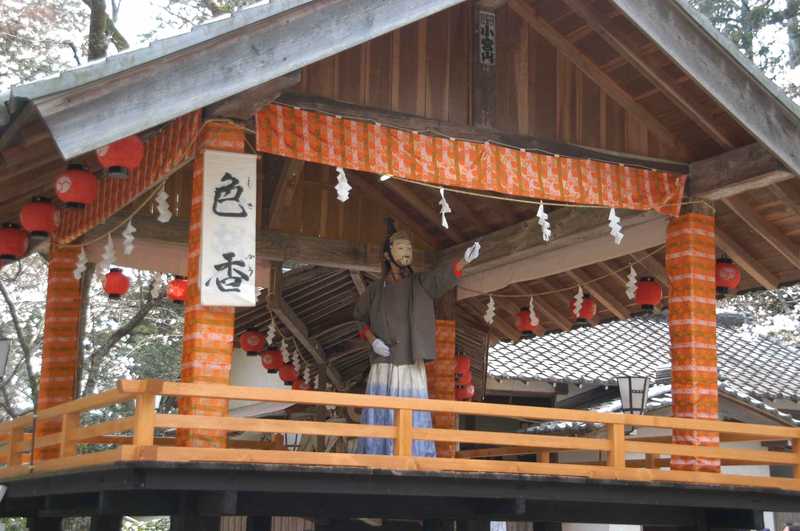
1,379,799,492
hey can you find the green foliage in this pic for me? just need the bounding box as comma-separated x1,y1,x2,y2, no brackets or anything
689,0,800,99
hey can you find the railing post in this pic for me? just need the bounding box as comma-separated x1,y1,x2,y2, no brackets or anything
395,409,413,457
59,413,80,458
607,423,626,469
794,436,800,485
133,393,155,447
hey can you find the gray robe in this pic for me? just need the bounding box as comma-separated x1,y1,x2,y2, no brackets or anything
354,261,460,365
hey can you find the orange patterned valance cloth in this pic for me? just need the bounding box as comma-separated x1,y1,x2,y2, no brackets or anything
256,104,686,217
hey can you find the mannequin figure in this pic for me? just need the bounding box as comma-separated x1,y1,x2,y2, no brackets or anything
354,220,480,456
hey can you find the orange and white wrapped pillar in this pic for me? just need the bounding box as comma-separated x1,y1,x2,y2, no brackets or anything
665,211,720,472
177,122,245,448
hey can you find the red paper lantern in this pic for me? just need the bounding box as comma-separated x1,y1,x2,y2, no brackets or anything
55,164,98,209
716,258,741,295
457,369,473,386
569,294,597,328
260,350,282,373
239,330,266,356
279,364,299,385
104,268,130,299
20,197,60,239
167,275,188,304
455,383,475,401
0,224,28,261
96,135,145,178
515,308,539,339
292,379,311,390
455,355,471,379
635,277,662,312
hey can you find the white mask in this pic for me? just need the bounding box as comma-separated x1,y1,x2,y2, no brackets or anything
389,238,413,267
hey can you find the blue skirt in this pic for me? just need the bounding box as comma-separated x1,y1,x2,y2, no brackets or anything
357,361,436,457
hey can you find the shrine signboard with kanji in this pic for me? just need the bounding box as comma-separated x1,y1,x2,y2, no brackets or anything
200,149,258,307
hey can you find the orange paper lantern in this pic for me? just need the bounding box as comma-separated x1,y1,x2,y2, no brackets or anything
167,276,188,304
716,258,741,295
0,224,28,261
279,364,298,385
55,165,98,209
260,350,282,373
515,308,538,339
635,277,662,311
239,330,266,356
455,384,475,401
570,294,597,328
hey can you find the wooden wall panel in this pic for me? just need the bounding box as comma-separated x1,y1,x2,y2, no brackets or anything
296,4,694,169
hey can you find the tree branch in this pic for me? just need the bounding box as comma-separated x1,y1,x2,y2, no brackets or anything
0,278,37,400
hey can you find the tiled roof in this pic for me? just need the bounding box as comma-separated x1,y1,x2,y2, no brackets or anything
489,312,800,403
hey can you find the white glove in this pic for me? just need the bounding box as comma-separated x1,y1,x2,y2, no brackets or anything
371,338,391,358
464,241,481,264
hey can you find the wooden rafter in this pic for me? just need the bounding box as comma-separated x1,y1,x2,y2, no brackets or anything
768,180,800,218
715,227,779,290
269,157,305,229
689,143,795,200
565,269,630,321
206,71,301,120
561,0,736,150
267,269,344,390
723,195,800,271
507,0,686,152
95,213,434,274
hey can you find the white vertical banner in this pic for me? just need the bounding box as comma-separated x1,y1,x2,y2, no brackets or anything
200,149,258,307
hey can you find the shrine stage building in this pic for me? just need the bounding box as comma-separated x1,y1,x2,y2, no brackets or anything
1,0,800,530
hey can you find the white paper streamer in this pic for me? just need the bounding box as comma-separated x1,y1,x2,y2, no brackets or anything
280,339,290,363
156,187,173,223
537,201,551,242
528,296,539,327
573,286,584,317
335,167,352,202
483,296,496,325
625,265,638,300
97,234,116,275
439,187,452,229
314,374,320,390
72,246,88,280
122,221,136,256
303,367,311,382
150,273,163,299
266,319,276,345
608,208,623,245
292,351,301,371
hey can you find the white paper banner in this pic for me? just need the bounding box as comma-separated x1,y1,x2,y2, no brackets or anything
200,150,258,307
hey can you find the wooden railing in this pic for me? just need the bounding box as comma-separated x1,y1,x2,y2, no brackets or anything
1,379,799,492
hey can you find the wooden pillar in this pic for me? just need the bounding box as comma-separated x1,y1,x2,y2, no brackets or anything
428,291,458,457
665,210,720,472
35,245,83,460
177,122,245,448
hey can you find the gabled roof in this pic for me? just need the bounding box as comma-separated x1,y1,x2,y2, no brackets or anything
489,312,800,403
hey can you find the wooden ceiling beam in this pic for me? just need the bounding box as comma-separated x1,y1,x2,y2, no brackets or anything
716,227,779,290
93,212,434,274
723,195,800,271
561,0,737,150
443,209,667,299
565,269,630,321
768,180,800,218
507,0,686,153
278,93,688,174
689,143,795,201
268,157,305,229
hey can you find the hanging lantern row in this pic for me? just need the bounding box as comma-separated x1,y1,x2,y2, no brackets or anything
96,135,145,179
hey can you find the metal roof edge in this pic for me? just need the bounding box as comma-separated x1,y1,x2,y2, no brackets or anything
8,0,311,103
